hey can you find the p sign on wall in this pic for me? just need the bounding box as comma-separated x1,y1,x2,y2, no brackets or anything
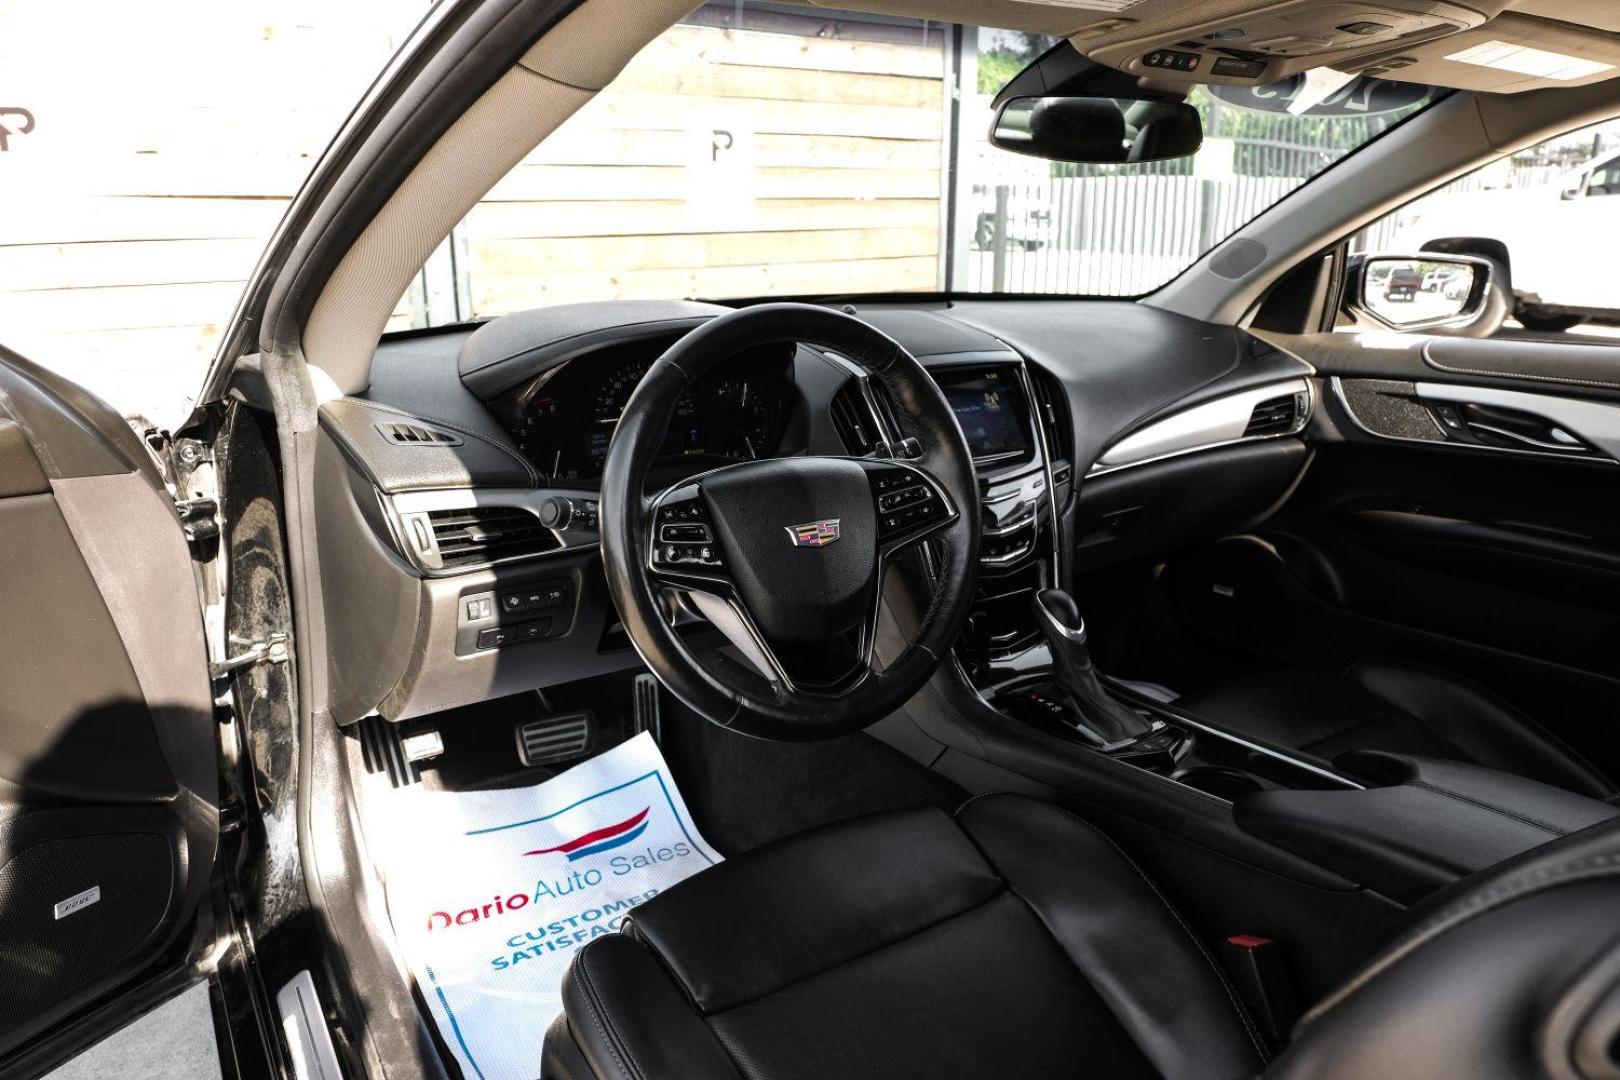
686,113,758,229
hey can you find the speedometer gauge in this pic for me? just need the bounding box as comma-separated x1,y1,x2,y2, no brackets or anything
592,361,649,427
714,378,771,460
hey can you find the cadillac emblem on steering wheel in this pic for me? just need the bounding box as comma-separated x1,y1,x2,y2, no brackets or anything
785,519,841,547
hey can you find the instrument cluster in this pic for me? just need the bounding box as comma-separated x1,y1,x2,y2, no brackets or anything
500,338,796,484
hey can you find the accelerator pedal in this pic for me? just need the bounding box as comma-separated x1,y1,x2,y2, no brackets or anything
633,673,663,743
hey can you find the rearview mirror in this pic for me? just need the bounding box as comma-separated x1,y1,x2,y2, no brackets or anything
990,96,1202,164
1349,254,1501,334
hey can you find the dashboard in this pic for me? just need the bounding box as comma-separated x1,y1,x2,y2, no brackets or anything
323,298,1314,726
491,338,796,484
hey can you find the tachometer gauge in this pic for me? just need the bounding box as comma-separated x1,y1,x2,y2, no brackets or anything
715,378,772,460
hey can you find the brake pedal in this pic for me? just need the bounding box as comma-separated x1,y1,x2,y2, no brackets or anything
515,712,592,767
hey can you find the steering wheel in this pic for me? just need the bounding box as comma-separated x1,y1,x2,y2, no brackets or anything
600,303,980,740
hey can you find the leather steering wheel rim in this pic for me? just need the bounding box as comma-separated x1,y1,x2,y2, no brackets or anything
599,303,980,740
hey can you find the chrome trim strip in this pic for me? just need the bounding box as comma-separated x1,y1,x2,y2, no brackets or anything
978,534,1038,567
1090,378,1312,477
982,513,1037,538
1015,362,1065,582
1107,679,1364,790
1033,598,1087,645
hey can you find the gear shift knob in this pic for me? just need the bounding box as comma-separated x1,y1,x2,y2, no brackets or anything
1034,589,1155,749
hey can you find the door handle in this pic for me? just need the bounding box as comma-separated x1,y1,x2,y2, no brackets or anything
1463,420,1592,454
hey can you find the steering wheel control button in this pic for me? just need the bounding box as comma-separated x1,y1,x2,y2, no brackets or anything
869,466,949,543
658,542,722,567
653,494,727,573
877,484,930,512
659,522,712,543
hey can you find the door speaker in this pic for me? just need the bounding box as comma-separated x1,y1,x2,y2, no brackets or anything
0,832,174,1039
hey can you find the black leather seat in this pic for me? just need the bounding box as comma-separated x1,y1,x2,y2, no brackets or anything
1175,659,1614,799
543,794,1269,1080
544,792,1620,1080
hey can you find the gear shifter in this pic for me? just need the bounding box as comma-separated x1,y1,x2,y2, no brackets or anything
1033,589,1157,750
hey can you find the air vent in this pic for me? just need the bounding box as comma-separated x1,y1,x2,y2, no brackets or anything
831,382,884,455
1029,370,1071,464
1244,392,1309,437
516,712,591,767
377,421,462,446
426,506,558,569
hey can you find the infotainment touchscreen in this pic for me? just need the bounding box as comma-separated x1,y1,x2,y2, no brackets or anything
936,367,1030,463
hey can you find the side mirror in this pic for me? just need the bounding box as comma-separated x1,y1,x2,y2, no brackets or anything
1347,254,1504,335
990,96,1202,164
1561,183,1584,201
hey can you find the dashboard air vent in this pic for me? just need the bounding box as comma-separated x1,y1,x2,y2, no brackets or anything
377,421,463,447
426,506,557,569
1244,392,1308,438
831,382,883,455
1029,370,1070,463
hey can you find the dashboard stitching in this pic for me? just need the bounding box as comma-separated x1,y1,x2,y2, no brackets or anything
337,397,541,486
1422,348,1620,391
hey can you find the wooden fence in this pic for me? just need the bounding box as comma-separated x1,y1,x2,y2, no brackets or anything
456,23,949,315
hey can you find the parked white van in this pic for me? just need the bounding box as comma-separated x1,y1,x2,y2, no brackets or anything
1393,149,1620,332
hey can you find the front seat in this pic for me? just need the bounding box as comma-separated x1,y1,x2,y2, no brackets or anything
544,794,1273,1080
1176,659,1615,800
544,793,1620,1080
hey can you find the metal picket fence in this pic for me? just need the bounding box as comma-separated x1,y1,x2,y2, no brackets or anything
960,163,1579,296
961,174,1298,295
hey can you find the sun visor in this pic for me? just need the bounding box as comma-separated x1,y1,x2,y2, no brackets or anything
1351,12,1620,91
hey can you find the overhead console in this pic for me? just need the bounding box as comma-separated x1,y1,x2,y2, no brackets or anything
1083,0,1491,86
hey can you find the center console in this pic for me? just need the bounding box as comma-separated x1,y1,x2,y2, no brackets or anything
918,357,1073,679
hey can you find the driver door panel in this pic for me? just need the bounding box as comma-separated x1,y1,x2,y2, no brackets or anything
0,348,216,1058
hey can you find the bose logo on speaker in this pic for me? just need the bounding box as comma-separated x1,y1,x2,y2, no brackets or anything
53,885,101,920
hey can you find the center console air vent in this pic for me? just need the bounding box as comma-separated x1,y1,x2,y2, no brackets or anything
377,421,463,446
426,506,558,569
1245,391,1309,437
1028,369,1070,462
831,381,897,455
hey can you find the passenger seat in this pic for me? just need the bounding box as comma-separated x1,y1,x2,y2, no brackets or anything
1177,659,1615,799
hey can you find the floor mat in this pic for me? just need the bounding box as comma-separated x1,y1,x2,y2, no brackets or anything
44,981,220,1080
659,701,966,855
368,732,722,1080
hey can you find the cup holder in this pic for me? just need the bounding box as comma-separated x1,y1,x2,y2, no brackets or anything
1172,765,1264,801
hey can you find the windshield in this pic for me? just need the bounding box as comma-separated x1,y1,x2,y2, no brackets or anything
0,0,1441,427
425,8,1439,324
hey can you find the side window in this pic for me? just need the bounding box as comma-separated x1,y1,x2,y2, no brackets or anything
1356,118,1620,335
1587,160,1620,196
